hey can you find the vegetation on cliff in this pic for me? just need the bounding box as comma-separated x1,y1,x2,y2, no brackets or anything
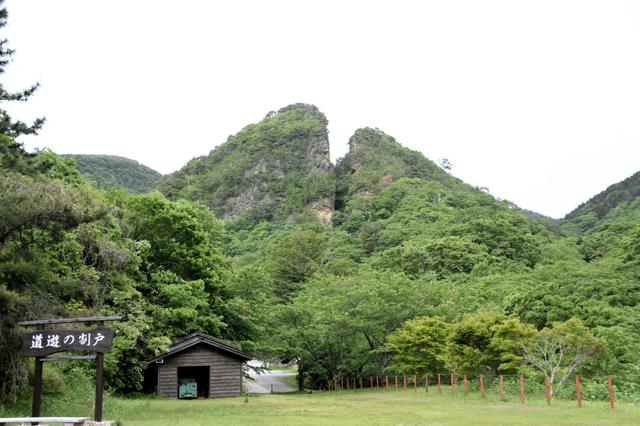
157,104,334,224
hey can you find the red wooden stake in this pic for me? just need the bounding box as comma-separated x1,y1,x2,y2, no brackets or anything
437,372,442,393
450,372,455,397
576,375,582,407
480,375,484,397
395,375,398,392
545,375,551,405
463,375,468,396
520,373,524,404
425,373,429,392
608,375,615,409
414,374,417,392
499,375,504,401
385,375,389,392
404,374,407,392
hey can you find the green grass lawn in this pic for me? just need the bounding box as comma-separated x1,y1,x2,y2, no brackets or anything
102,390,639,426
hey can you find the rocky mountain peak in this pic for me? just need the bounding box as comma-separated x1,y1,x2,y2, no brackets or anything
157,104,335,224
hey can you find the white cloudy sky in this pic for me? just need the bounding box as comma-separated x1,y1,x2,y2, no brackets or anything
3,0,640,218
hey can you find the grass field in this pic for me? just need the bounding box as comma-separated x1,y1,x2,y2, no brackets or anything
100,390,639,426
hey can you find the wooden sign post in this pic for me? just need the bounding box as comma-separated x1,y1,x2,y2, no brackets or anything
18,316,121,422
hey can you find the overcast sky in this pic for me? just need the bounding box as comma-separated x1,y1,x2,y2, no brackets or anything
3,1,640,218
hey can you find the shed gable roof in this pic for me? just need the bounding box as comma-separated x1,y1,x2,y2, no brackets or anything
150,332,252,363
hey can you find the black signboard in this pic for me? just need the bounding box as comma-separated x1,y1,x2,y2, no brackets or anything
22,327,114,357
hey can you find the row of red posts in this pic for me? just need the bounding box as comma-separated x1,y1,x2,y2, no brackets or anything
326,374,616,409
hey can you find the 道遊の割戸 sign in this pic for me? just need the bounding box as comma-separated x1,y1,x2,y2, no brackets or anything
22,327,114,356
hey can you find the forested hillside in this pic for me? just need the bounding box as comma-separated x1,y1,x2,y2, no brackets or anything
1,0,639,404
2,102,640,403
63,154,161,194
561,171,640,235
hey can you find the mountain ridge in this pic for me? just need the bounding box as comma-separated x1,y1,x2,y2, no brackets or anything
561,170,640,235
63,154,162,194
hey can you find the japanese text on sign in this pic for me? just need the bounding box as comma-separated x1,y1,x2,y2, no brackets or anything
22,328,114,356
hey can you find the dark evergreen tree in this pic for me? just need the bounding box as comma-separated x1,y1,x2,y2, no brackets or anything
0,0,44,138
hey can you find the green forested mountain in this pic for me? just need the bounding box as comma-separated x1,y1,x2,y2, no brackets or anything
63,154,161,194
2,0,636,409
2,100,639,406
157,104,334,224
561,171,640,235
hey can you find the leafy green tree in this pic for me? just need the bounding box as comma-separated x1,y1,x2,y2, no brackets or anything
0,284,29,400
519,318,603,394
371,236,489,278
125,192,227,283
452,216,543,267
0,173,104,248
274,269,439,388
385,316,448,374
589,326,640,384
265,229,328,300
443,311,524,376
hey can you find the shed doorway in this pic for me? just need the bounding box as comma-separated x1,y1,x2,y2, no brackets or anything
177,366,210,399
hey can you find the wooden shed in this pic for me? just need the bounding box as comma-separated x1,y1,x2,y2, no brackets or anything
148,332,251,398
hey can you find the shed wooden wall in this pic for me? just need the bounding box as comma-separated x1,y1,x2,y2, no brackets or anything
157,345,243,398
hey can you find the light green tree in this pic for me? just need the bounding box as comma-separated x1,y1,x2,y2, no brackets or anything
519,317,603,394
385,316,448,374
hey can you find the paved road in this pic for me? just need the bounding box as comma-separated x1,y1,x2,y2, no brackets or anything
247,370,297,393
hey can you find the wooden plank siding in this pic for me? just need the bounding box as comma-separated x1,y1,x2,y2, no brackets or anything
157,345,243,398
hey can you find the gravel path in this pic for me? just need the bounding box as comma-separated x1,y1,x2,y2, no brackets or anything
247,370,297,393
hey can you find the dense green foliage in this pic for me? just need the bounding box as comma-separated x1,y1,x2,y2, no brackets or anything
1,5,639,405
0,141,269,398
63,154,161,194
3,104,640,403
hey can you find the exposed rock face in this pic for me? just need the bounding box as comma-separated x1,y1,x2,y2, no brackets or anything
158,104,334,224
311,199,334,226
307,136,332,174
222,183,270,220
